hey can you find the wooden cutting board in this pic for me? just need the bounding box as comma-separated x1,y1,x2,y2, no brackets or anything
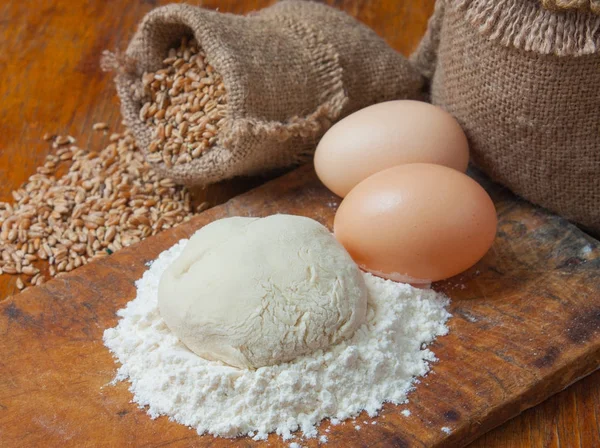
0,165,598,447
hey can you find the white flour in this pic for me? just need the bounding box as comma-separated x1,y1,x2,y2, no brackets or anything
103,239,451,440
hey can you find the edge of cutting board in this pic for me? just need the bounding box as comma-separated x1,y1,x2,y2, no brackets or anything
0,165,599,447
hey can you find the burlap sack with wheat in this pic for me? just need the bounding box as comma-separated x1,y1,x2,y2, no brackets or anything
412,0,600,233
109,1,422,186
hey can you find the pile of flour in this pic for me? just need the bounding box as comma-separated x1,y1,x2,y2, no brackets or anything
103,239,451,440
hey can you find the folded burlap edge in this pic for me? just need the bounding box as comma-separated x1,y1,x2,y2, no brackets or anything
106,3,347,185
453,0,600,56
412,0,600,82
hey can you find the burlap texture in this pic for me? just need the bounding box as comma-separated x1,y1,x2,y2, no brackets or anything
412,0,600,233
110,1,422,186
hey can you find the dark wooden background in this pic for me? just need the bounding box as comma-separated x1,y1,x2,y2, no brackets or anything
0,1,597,446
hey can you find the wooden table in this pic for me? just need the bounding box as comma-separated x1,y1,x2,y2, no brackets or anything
0,1,598,446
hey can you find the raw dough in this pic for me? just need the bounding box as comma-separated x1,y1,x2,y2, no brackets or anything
158,214,367,369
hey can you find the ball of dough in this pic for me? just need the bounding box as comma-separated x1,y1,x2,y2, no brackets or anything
158,214,367,369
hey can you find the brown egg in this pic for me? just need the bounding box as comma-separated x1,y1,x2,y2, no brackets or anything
314,100,469,197
334,163,497,285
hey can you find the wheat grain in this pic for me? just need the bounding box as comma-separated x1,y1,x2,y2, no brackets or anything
93,122,109,131
139,37,227,166
0,127,198,290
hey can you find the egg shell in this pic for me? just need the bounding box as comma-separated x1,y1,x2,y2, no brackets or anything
334,163,497,284
314,100,469,197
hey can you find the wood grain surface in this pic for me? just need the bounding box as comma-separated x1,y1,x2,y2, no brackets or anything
0,1,598,446
1,165,599,447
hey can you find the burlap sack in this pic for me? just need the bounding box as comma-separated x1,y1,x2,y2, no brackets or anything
109,1,422,186
412,0,600,233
